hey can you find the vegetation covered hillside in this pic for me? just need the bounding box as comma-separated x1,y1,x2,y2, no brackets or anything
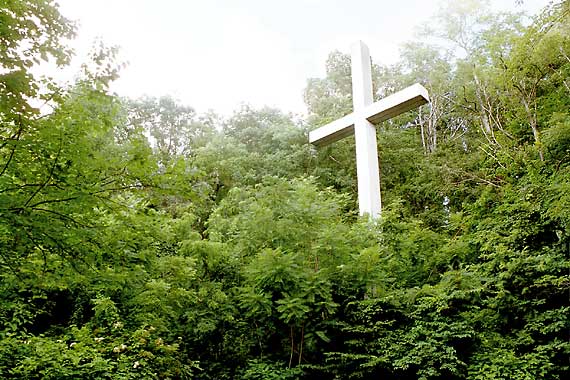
0,0,568,379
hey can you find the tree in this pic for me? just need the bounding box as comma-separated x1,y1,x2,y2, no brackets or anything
127,96,216,165
1,1,569,379
0,0,75,121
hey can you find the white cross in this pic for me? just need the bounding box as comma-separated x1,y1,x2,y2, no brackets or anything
309,41,429,219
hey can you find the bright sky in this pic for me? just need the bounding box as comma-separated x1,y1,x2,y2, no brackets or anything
54,0,549,117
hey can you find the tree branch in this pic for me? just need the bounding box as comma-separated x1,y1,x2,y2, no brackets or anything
0,124,24,177
31,207,93,228
23,131,64,207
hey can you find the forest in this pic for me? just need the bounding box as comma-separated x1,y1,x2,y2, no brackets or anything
0,0,569,379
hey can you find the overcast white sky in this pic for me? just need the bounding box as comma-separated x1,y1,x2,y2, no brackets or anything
54,0,550,117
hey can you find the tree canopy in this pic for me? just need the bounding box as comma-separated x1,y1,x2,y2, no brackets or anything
0,0,568,379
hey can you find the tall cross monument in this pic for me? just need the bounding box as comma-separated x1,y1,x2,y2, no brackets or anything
309,41,429,219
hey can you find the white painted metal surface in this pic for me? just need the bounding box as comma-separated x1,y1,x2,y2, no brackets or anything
309,41,429,219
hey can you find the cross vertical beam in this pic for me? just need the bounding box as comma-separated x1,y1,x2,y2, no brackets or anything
352,41,381,219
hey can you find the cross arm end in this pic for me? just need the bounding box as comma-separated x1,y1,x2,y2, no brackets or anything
365,83,430,124
309,113,355,146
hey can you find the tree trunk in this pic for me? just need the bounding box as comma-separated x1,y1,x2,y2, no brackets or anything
472,70,496,145
521,95,544,161
288,326,294,368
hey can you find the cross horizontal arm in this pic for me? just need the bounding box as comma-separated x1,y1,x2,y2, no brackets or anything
309,113,355,146
308,84,429,147
363,83,429,124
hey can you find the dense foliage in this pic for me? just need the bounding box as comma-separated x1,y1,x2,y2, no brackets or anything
1,0,568,378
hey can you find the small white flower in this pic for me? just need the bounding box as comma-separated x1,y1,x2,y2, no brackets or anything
133,361,140,369
69,342,76,348
94,337,104,343
113,343,128,353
